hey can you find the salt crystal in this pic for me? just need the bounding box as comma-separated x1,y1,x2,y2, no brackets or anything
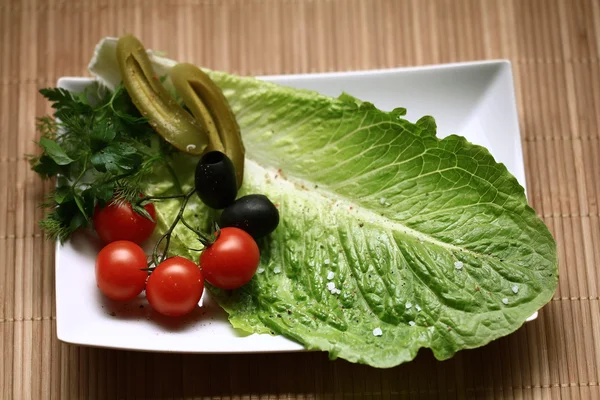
273,267,281,274
415,305,421,312
512,285,519,294
409,321,416,327
502,298,509,305
454,261,464,270
327,271,335,280
405,302,412,309
372,327,383,336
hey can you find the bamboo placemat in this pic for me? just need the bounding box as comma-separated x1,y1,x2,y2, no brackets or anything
1,0,599,398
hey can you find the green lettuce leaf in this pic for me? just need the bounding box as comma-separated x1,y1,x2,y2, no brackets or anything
90,38,558,368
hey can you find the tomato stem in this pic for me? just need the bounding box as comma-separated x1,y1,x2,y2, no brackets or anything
179,215,203,237
180,215,216,247
138,193,187,206
166,163,184,194
150,187,196,266
185,246,204,252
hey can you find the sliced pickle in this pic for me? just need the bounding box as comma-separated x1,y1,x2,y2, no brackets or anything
170,63,245,188
116,35,208,155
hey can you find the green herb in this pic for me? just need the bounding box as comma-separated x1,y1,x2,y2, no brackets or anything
30,83,175,242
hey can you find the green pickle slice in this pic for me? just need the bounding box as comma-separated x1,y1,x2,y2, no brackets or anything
116,35,209,155
171,63,245,188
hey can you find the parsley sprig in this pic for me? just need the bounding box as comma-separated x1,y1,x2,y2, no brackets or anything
30,83,176,242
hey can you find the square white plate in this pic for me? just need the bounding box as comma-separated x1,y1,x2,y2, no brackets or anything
56,60,535,353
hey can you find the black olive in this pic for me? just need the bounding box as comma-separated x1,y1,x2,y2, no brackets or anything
219,194,279,239
194,151,238,209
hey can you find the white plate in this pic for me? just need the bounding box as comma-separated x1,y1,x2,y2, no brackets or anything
56,61,536,353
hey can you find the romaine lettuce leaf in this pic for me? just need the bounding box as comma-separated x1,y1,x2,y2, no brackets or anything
90,38,558,368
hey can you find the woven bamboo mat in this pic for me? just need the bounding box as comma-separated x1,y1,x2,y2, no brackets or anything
1,0,599,398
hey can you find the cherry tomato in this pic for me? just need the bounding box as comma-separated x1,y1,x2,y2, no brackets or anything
145,257,204,317
95,240,148,301
93,197,156,244
199,227,260,290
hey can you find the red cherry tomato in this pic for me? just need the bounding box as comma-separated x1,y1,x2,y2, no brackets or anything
93,197,156,245
199,227,260,290
145,257,204,317
95,240,148,301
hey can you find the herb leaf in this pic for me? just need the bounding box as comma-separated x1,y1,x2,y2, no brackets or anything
39,137,74,165
54,186,74,204
30,155,61,179
91,142,142,174
40,87,93,114
90,118,117,147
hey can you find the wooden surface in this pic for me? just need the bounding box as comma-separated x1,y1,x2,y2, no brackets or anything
1,0,600,398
